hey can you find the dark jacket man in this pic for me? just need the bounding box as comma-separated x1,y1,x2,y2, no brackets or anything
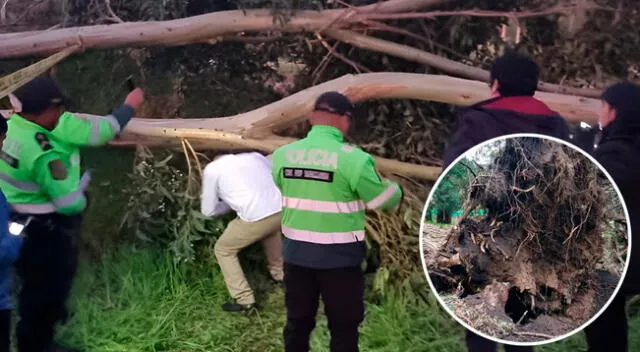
441,53,569,352
585,82,640,352
443,96,570,167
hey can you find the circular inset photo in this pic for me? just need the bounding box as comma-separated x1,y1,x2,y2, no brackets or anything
420,134,631,346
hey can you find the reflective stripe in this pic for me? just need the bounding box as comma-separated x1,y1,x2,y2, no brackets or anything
89,119,101,145
0,173,41,192
52,190,85,209
87,115,120,145
11,203,56,214
366,184,400,209
282,226,364,244
282,197,364,213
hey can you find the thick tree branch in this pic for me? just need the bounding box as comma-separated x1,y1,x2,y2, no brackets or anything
2,72,600,140
325,28,603,98
0,0,450,58
360,4,614,21
106,132,443,180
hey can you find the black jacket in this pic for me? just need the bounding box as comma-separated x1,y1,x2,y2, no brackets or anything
594,118,640,294
442,96,570,168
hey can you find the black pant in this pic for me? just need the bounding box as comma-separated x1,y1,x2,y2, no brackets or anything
466,330,533,352
584,294,629,352
14,214,81,352
0,309,11,352
283,263,365,352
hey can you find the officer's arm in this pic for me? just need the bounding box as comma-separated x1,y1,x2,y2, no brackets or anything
354,155,403,211
201,162,232,217
32,152,87,215
51,105,135,147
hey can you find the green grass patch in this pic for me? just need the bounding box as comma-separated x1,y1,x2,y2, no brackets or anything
54,245,640,352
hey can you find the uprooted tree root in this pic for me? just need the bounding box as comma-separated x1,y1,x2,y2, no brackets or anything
427,138,624,340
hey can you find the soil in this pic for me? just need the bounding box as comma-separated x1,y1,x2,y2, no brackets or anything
438,269,620,342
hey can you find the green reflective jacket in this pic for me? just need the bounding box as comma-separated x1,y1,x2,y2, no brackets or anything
272,125,403,269
0,114,86,215
52,111,121,147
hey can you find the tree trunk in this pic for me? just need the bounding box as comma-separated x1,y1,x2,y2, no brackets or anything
0,0,451,58
437,209,451,224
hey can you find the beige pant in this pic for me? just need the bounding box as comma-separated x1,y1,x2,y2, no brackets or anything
214,212,284,305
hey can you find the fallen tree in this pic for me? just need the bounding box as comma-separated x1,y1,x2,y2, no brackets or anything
0,0,612,98
0,0,448,58
1,71,601,180
1,72,602,136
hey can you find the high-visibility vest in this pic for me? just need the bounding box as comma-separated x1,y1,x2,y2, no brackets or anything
0,113,87,215
272,125,402,269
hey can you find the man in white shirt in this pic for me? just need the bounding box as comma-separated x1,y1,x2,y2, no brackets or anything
201,152,284,312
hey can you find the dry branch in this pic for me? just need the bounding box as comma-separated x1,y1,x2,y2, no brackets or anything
362,4,613,21
0,45,80,99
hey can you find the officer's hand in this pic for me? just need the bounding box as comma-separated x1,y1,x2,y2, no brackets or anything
125,88,145,110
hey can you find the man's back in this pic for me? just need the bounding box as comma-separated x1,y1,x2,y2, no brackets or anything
443,96,570,168
272,125,402,269
594,122,640,294
205,152,281,222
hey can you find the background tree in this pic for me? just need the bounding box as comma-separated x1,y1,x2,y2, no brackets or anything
427,159,479,224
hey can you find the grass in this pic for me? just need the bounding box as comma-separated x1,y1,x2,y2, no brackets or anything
56,246,466,352
51,245,640,352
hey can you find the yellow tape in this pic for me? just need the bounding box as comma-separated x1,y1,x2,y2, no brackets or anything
0,45,79,100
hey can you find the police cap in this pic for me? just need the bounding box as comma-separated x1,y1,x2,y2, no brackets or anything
12,76,73,115
313,92,355,119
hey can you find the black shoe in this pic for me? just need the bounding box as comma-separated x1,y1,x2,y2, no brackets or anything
222,301,257,312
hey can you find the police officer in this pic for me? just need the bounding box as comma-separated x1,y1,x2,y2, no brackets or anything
271,92,404,352
0,76,144,352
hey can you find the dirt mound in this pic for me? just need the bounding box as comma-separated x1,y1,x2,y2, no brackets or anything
427,137,622,338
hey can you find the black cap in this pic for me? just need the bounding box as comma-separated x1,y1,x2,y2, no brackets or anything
313,91,354,118
490,54,539,96
602,82,640,115
12,76,72,115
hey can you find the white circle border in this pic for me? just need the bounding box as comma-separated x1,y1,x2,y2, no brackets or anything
418,132,633,347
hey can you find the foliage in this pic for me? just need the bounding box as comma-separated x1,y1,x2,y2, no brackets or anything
120,145,228,263
426,159,478,223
